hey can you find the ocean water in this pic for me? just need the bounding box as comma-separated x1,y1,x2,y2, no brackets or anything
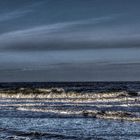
0,117,140,140
0,82,139,140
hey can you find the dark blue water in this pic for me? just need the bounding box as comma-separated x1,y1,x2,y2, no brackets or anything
0,117,140,140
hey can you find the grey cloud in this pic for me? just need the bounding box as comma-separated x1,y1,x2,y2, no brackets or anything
0,9,32,22
1,0,140,81
0,13,140,51
0,16,116,50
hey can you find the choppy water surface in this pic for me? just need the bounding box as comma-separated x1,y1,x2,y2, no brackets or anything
0,82,140,140
0,117,140,140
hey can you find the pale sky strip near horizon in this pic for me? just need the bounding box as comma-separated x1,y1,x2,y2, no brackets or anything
0,0,140,81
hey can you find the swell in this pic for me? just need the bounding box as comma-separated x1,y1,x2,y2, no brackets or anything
0,87,139,121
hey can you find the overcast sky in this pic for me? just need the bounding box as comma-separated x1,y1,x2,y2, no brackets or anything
0,0,140,82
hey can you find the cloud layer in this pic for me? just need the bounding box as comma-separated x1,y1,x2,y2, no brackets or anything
0,0,140,51
0,15,140,51
0,0,140,81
